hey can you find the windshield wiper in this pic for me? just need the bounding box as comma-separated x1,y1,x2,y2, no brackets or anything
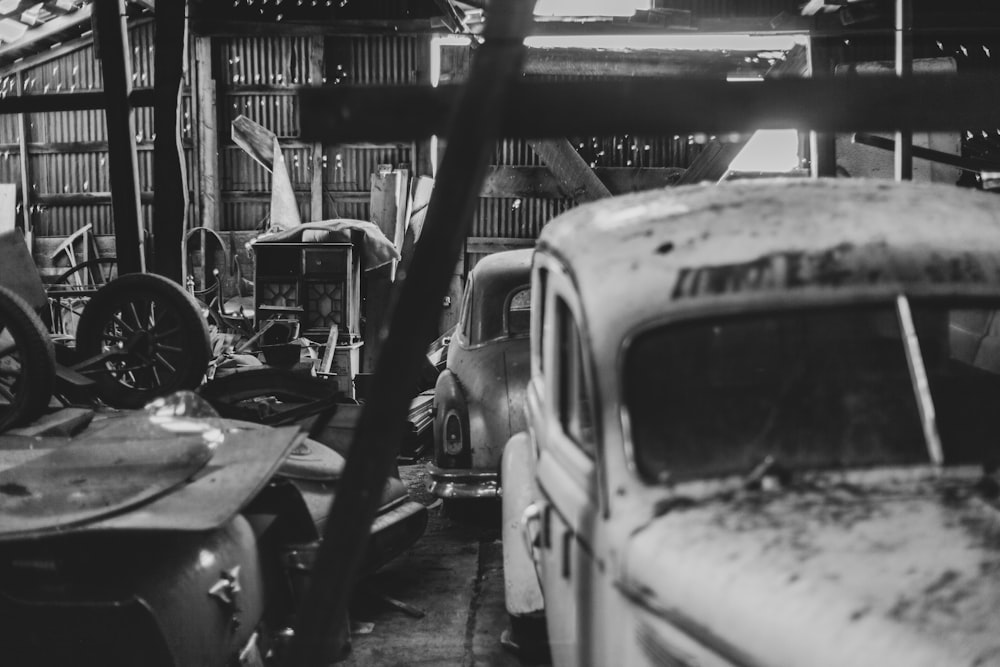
896,294,945,466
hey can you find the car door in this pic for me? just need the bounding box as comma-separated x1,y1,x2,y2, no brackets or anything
535,269,600,667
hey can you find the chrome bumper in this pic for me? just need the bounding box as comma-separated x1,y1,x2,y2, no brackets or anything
426,463,499,499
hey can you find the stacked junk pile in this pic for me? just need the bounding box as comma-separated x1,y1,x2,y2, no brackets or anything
0,119,432,664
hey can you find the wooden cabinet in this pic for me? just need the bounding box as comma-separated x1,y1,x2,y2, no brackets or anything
253,241,361,342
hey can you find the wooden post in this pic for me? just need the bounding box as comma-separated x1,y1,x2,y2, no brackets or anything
194,36,219,231
808,35,837,178
15,71,31,248
93,0,144,274
287,2,538,664
895,0,913,181
309,35,324,221
152,0,187,281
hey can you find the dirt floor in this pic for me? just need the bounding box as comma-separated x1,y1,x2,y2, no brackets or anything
341,461,551,667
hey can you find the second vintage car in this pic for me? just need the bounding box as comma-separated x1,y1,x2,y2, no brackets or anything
428,248,533,499
502,178,1000,667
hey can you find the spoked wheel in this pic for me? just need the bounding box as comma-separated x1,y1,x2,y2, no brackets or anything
75,273,211,409
0,285,55,432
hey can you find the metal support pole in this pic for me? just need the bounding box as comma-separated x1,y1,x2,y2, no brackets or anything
895,0,914,181
286,2,538,665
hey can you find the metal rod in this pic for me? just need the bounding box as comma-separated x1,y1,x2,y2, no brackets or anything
896,295,944,466
285,2,538,665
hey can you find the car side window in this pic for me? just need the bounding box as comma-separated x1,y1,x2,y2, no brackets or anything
557,297,595,456
459,276,474,343
532,267,547,376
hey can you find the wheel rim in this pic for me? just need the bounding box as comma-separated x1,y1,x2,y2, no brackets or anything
97,296,188,391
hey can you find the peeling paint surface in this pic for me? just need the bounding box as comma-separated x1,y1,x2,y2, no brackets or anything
622,467,1000,667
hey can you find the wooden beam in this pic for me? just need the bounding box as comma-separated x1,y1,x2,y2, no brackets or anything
231,114,278,171
190,17,444,37
524,48,744,79
466,236,534,254
481,165,684,198
152,0,187,281
35,192,156,205
299,74,1000,143
309,35,324,222
286,1,538,664
194,35,219,230
528,139,611,202
15,71,32,248
0,18,154,77
895,0,913,181
94,0,144,274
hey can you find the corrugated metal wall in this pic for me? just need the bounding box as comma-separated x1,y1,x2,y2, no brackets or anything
8,21,198,238
217,34,417,232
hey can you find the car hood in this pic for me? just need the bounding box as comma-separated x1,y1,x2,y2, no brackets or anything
620,468,1000,667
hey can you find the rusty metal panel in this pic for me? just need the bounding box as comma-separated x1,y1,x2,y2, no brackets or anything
218,35,313,87
221,145,313,191
341,35,420,86
222,91,301,138
324,145,411,193
221,196,310,232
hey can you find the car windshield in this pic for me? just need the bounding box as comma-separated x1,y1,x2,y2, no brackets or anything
625,300,1000,483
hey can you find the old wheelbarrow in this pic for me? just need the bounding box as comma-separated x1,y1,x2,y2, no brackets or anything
0,230,211,431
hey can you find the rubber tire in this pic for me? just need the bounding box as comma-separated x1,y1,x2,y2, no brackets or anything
76,273,211,409
0,285,55,432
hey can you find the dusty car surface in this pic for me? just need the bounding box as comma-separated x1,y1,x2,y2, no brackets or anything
429,248,532,498
501,179,1000,667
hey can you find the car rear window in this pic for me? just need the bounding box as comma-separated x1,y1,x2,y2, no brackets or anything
507,288,531,336
624,301,1000,483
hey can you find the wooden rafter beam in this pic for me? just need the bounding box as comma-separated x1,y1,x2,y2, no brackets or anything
299,74,1000,143
481,165,684,198
528,138,611,202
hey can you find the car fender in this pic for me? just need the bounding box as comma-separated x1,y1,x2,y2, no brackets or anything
501,431,545,617
432,369,472,466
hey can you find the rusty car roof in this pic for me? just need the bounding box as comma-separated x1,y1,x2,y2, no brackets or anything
537,178,1000,344
464,248,533,346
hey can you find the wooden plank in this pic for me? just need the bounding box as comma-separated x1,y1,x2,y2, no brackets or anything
298,74,1000,143
194,35,220,231
152,0,187,281
466,236,534,254
528,138,611,202
524,48,740,79
309,35,324,221
0,141,193,153
231,114,278,172
35,192,156,205
481,165,684,199
93,0,144,275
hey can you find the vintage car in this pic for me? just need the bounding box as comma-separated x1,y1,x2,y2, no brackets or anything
0,390,427,666
501,179,1000,666
428,248,533,499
